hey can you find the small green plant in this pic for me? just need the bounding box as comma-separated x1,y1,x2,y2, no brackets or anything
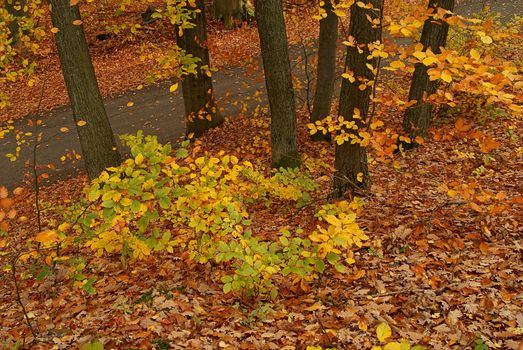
474,337,489,350
77,132,366,297
152,338,171,350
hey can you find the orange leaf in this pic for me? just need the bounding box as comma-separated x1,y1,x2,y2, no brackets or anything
479,242,490,254
455,118,471,132
479,136,501,153
0,186,7,199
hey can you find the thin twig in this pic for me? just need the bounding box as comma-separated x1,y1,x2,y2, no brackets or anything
299,32,313,118
31,69,48,233
11,256,37,339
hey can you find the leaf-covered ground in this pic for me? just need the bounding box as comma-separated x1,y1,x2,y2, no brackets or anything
1,101,522,349
1,1,522,349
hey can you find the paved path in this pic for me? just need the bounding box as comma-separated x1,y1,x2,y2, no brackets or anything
0,0,520,189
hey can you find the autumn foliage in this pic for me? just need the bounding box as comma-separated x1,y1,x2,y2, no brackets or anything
0,0,522,349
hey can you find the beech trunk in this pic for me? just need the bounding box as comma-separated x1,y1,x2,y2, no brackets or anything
311,0,338,142
402,0,455,144
254,0,300,169
49,0,121,180
333,0,383,196
176,0,223,138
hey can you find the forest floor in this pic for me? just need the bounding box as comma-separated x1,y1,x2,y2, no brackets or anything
0,1,522,350
1,95,522,349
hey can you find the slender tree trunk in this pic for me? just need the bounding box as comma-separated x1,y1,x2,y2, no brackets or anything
254,0,300,169
311,0,338,142
4,0,26,43
49,0,121,179
402,0,455,144
333,0,383,197
212,0,242,29
176,0,223,138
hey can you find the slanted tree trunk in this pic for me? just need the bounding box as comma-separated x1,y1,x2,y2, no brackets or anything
4,0,26,43
49,0,121,179
333,0,383,196
311,0,338,142
254,0,300,169
176,0,223,138
402,0,455,145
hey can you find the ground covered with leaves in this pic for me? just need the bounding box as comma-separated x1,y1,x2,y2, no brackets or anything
1,98,522,349
1,1,522,349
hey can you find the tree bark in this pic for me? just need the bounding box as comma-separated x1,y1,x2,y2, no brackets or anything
212,0,242,29
49,0,121,179
254,0,300,169
311,0,338,142
333,0,383,197
402,0,455,144
176,0,223,138
4,0,26,43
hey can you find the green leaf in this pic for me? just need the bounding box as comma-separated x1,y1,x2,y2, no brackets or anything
176,148,189,159
315,259,325,273
334,263,346,273
221,275,233,283
80,339,104,350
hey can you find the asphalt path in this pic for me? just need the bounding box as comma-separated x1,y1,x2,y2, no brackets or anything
0,0,520,189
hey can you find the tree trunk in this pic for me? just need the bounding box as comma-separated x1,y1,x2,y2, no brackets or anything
4,0,26,43
333,0,383,197
311,0,338,142
176,0,223,138
254,0,300,169
402,0,455,144
49,0,121,179
212,0,242,29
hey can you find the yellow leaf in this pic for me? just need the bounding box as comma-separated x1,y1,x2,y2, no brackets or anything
60,127,69,133
440,71,452,83
333,9,346,17
376,323,392,343
389,60,405,69
72,19,82,26
383,342,402,350
305,302,325,312
470,48,480,60
76,120,87,126
169,83,178,93
413,51,425,61
50,27,60,34
127,101,134,107
58,223,70,231
422,57,438,66
480,35,492,44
